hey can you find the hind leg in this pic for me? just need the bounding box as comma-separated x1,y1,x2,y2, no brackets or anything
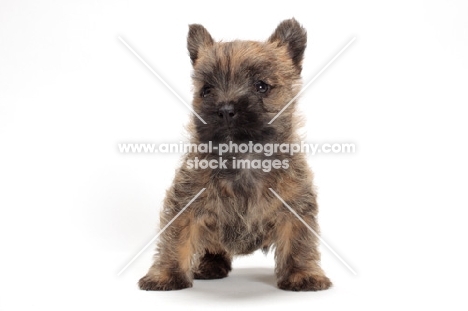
193,249,232,280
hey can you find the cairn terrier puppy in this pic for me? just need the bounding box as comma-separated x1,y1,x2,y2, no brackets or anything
139,18,332,291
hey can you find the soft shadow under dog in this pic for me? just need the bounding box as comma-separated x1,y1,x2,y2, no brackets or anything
190,267,278,299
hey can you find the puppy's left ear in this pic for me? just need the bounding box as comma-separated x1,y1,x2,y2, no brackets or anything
187,24,214,66
268,18,307,72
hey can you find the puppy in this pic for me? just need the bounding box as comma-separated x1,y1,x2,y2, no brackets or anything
139,18,332,291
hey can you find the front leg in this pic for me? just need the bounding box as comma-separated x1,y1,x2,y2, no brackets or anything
274,200,332,291
139,190,202,291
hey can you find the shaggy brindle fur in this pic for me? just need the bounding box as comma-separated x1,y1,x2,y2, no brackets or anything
139,18,332,291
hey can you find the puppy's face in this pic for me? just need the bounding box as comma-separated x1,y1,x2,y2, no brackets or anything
188,19,307,143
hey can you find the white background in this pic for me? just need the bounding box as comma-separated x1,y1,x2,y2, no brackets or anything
1,0,468,310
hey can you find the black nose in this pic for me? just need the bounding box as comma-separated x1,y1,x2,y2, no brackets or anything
217,104,236,124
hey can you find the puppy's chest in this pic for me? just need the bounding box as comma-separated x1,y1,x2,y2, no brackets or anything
217,201,271,254
213,174,274,254
215,167,263,207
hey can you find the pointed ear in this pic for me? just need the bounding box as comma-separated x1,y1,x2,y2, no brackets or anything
187,24,214,65
268,18,307,72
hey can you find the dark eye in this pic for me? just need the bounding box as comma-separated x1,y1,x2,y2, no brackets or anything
200,86,212,98
255,80,270,93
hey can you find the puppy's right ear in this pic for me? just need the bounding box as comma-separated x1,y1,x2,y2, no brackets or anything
187,24,214,65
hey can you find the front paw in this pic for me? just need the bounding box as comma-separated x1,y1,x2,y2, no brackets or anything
138,274,192,291
277,273,332,291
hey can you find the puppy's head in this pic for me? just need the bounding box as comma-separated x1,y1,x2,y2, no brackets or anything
188,19,307,143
